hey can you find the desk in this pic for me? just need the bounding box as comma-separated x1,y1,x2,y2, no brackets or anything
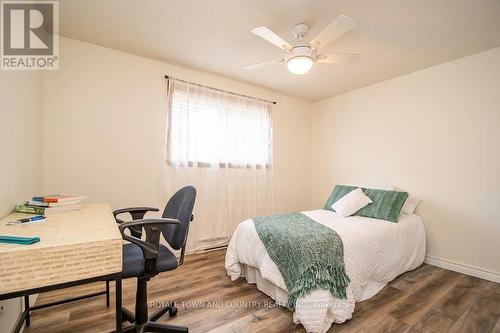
0,204,123,332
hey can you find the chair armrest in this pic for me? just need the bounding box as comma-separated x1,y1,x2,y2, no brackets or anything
119,218,180,260
113,207,160,222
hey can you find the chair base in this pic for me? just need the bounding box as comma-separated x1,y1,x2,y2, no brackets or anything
117,302,187,333
121,321,188,333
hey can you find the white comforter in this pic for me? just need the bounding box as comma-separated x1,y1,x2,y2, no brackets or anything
225,209,426,333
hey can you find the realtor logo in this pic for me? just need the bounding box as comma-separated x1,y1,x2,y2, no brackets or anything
1,1,58,70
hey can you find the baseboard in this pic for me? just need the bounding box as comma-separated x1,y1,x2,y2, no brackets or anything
185,244,229,255
425,255,500,283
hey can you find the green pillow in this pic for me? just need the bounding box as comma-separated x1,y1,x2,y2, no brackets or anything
324,185,408,223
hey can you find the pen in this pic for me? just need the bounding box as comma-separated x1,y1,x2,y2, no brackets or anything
6,215,46,225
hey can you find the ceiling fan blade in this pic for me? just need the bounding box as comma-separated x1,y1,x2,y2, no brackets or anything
245,58,283,70
310,15,356,48
252,26,292,50
317,53,361,65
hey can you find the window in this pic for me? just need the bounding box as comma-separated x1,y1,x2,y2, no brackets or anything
166,79,273,168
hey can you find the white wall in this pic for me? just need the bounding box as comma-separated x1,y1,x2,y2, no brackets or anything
0,71,43,333
311,47,500,275
43,38,312,247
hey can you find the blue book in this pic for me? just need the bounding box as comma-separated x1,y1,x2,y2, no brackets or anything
0,235,40,245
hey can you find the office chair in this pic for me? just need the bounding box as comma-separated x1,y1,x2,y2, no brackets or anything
113,186,196,333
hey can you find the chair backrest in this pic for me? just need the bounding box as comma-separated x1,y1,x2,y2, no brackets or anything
161,186,196,250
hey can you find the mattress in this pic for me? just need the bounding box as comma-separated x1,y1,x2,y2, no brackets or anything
225,209,426,333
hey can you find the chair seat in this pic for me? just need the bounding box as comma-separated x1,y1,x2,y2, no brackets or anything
122,243,178,279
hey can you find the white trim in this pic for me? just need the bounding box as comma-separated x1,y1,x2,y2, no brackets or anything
425,255,500,283
29,294,38,306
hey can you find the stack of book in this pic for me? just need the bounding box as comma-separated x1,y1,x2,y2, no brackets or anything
15,195,87,214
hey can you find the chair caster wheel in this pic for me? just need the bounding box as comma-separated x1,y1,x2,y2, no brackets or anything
169,306,178,316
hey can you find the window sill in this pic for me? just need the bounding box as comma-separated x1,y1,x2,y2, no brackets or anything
167,161,272,169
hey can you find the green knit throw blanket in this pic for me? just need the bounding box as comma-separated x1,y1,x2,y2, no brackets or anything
253,212,350,309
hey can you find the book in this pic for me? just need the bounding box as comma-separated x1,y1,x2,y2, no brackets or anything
15,203,83,215
24,200,50,207
44,203,82,214
32,195,87,203
47,200,83,207
0,235,40,245
15,205,45,214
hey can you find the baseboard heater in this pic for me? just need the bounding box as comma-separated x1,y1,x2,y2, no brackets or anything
203,244,228,251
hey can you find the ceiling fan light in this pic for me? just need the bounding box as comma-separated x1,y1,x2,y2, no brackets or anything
286,56,314,75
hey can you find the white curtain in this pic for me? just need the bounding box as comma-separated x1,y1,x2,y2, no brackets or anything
161,79,275,252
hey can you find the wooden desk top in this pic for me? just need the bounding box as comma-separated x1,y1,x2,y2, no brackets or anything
0,204,122,294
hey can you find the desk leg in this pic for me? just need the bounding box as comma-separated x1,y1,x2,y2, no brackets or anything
115,277,122,333
106,280,110,307
24,295,30,326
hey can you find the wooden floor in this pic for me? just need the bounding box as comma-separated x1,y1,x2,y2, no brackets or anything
25,249,500,333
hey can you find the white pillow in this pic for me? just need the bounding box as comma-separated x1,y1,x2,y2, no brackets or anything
394,186,421,214
331,188,373,217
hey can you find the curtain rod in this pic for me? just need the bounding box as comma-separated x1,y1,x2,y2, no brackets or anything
164,75,276,105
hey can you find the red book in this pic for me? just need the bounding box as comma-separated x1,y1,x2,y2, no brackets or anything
33,195,87,203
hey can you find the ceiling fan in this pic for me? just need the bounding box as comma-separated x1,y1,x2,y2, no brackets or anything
246,15,360,75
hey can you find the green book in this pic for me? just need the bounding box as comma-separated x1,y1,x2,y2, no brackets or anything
14,204,45,214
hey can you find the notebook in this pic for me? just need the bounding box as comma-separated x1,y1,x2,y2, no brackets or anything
0,235,41,245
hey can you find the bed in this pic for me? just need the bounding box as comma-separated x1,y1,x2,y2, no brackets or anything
225,208,426,333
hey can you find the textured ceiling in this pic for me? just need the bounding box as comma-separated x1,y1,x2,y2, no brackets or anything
58,0,500,102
